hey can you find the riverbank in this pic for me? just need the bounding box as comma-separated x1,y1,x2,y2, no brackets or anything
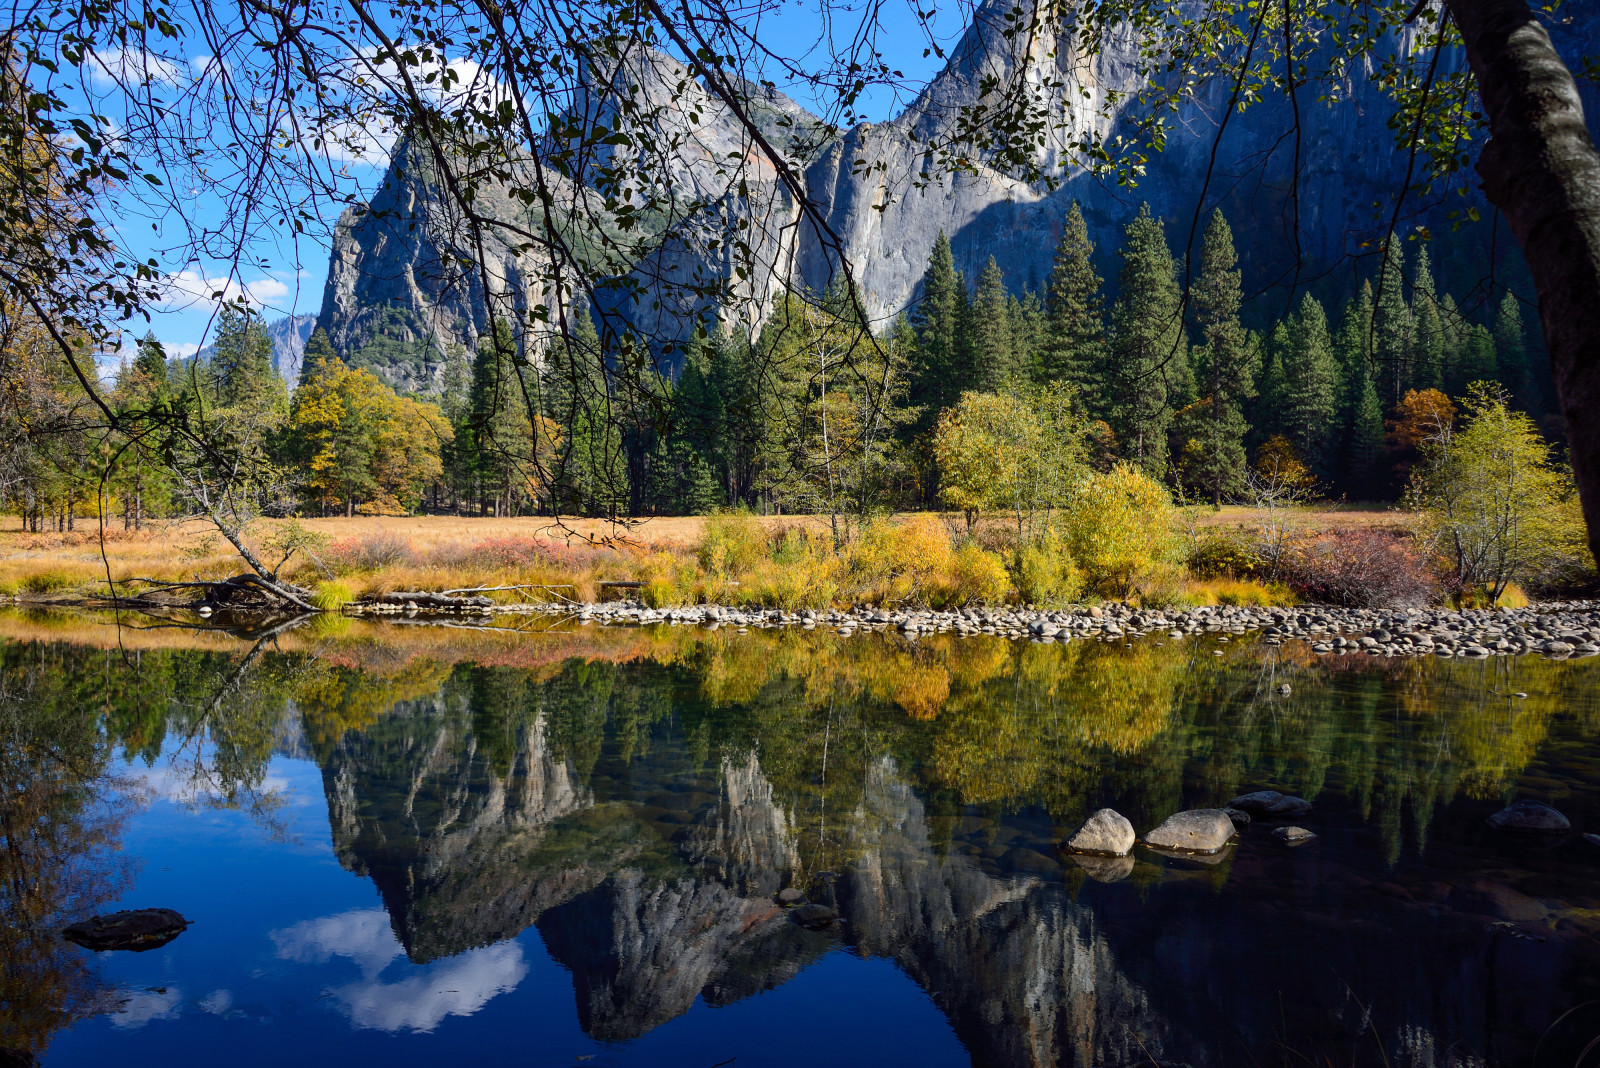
347,596,1600,660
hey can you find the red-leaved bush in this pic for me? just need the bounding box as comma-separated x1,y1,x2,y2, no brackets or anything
1287,530,1439,608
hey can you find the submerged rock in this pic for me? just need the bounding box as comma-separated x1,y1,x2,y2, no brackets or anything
1064,808,1136,856
1072,853,1135,883
1227,790,1313,818
1222,807,1252,830
1486,799,1571,833
775,888,805,906
788,903,838,930
62,908,189,952
1144,810,1236,854
1273,826,1317,845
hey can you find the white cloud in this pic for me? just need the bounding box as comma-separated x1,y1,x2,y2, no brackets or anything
109,987,182,1029
88,47,188,90
158,269,292,312
330,943,527,1033
272,908,404,980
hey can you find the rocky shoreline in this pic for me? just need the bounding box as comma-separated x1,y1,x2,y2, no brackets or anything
346,597,1600,660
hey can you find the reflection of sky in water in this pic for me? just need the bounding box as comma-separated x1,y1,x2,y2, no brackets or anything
272,909,528,1032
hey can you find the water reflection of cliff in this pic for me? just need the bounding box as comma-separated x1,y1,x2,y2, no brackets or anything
299,641,1600,1067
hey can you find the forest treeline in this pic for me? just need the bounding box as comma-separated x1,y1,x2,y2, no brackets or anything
0,203,1549,530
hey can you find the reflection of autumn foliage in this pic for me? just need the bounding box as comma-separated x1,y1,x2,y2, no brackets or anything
931,641,1187,809
296,659,456,749
0,650,140,1057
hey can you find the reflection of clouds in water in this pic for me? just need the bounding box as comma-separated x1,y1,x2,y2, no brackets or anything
127,757,293,808
272,908,402,979
271,909,527,1032
331,943,527,1033
199,989,233,1014
110,987,182,1029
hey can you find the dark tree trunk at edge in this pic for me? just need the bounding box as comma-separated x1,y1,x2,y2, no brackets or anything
1450,0,1600,560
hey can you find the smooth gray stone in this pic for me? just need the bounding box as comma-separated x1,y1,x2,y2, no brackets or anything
1227,790,1312,817
1144,809,1236,854
1273,825,1317,845
1065,808,1136,856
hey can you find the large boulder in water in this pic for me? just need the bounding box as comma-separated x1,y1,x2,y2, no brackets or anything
1486,799,1570,833
1064,808,1136,856
62,908,189,952
1145,810,1236,854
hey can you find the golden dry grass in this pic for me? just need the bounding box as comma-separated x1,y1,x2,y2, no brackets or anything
0,505,1413,602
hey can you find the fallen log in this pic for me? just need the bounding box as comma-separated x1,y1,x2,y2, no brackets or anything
366,591,494,609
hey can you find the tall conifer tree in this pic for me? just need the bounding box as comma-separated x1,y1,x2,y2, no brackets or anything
971,255,1018,389
1106,204,1187,475
1041,201,1106,412
908,231,971,425
1374,241,1413,404
1494,292,1536,412
1279,293,1339,480
1411,245,1444,392
1185,209,1256,504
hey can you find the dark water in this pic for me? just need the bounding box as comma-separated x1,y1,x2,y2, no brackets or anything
3,610,1600,1067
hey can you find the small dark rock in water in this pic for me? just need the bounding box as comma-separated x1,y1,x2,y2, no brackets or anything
1144,809,1236,853
1486,799,1571,833
62,908,189,952
1072,853,1135,883
1273,826,1317,845
1227,790,1313,818
1064,808,1136,856
1222,807,1252,830
789,903,839,930
775,888,806,906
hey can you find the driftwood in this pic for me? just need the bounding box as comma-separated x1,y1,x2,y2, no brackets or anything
366,591,494,609
122,574,314,609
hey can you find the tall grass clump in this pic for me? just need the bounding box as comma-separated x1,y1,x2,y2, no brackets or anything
326,530,416,572
311,579,356,611
745,527,841,609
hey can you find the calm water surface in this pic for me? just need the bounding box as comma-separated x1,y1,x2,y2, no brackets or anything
3,609,1599,1067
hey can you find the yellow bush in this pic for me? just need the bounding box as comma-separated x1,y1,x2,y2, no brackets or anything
848,514,953,604
638,551,698,608
1014,530,1082,606
746,529,841,609
1067,464,1180,598
934,541,1013,606
698,509,767,577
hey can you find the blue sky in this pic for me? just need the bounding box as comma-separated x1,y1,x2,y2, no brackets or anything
104,0,972,364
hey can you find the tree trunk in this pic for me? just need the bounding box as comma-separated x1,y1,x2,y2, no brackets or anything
1449,0,1600,560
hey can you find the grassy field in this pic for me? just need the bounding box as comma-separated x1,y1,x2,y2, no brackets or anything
0,504,1414,605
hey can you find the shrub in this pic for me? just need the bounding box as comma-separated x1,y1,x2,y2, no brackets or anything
326,530,416,572
849,514,952,605
1066,464,1180,598
936,540,1013,606
1187,530,1262,579
1013,530,1082,606
698,509,767,577
637,551,698,608
311,580,356,611
746,528,841,609
1287,530,1438,607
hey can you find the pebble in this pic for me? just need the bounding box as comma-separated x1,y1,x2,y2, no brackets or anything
334,599,1600,665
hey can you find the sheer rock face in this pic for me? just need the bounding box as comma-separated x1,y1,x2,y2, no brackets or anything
315,0,1600,386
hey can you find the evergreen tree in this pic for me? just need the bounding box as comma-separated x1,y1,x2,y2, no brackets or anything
970,255,1019,390
1041,201,1106,412
297,326,337,392
132,333,170,399
1438,293,1467,395
209,306,287,415
1183,209,1256,504
1373,240,1413,404
908,231,971,426
1494,291,1537,412
468,319,534,516
1254,322,1289,440
1278,293,1339,480
1459,323,1500,390
1410,245,1444,392
1106,204,1187,475
1335,286,1384,495
1008,289,1046,377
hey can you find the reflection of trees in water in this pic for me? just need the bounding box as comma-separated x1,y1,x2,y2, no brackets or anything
0,647,138,1058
